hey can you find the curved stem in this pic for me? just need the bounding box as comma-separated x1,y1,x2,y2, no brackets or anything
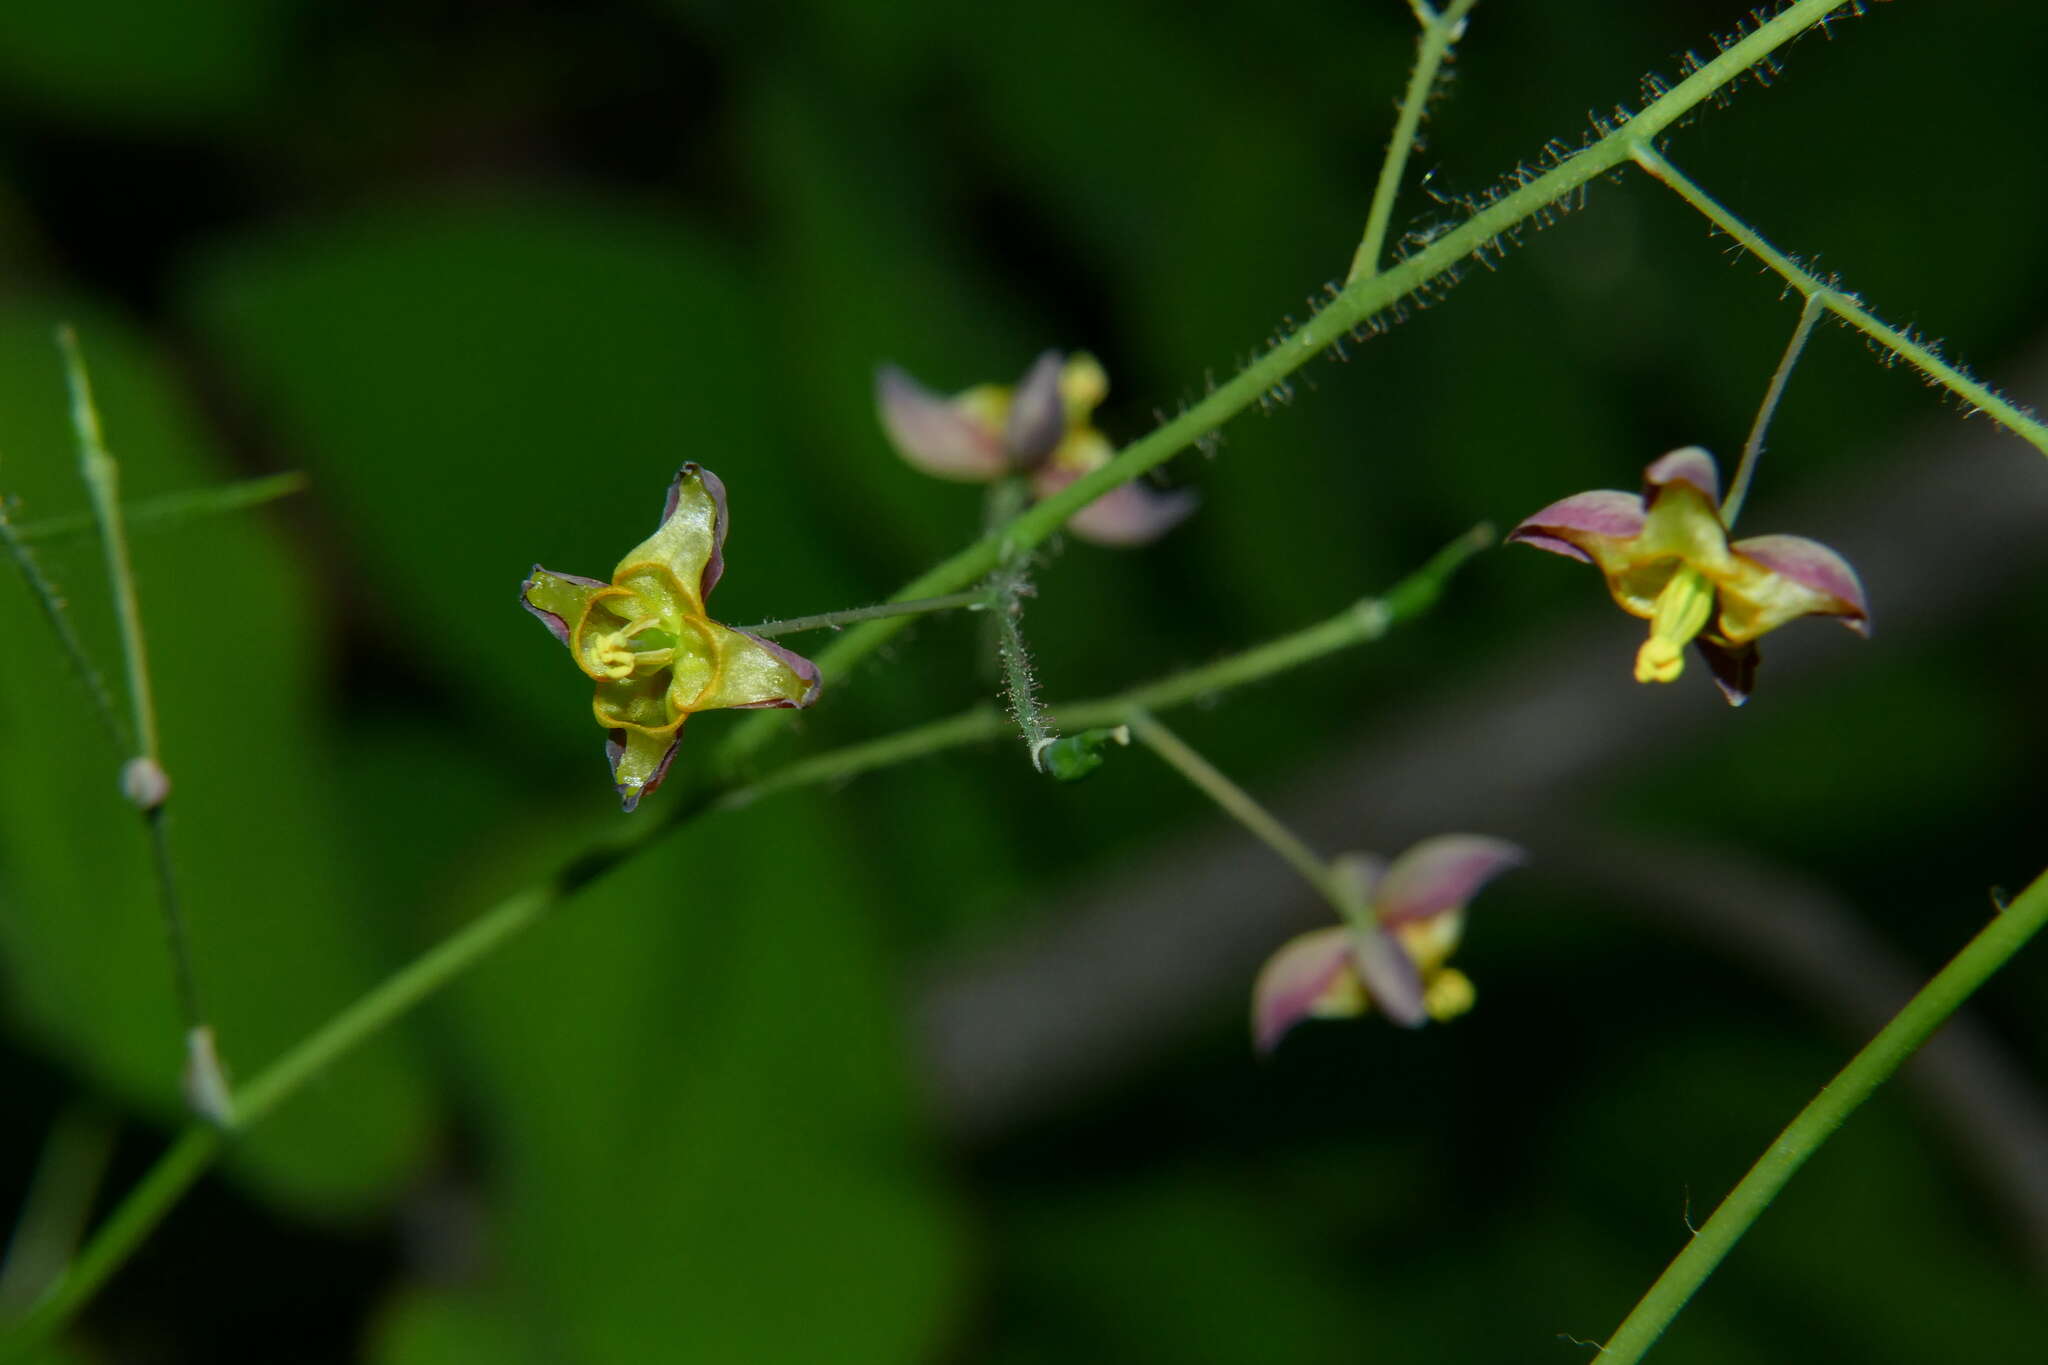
1347,0,1480,284
1724,290,1825,527
1633,144,2048,460
737,590,985,639
1596,865,2048,1364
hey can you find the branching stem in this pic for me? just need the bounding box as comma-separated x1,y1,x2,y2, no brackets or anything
1348,0,1480,284
1632,144,2048,460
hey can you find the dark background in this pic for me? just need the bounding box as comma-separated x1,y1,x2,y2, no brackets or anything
2,1,2045,1361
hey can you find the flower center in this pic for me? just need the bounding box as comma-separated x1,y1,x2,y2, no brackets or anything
589,615,677,680
1635,566,1715,684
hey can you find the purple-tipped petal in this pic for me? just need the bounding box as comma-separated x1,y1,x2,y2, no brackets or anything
1506,490,1644,562
1643,446,1722,505
725,630,824,709
664,463,729,600
876,364,1008,482
1373,835,1526,927
1251,927,1355,1053
521,566,608,646
1694,636,1757,707
1004,350,1067,464
606,728,683,813
1731,533,1871,635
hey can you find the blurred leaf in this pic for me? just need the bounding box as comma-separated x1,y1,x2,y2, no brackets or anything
0,0,287,124
379,785,966,1364
0,306,434,1213
368,1287,540,1365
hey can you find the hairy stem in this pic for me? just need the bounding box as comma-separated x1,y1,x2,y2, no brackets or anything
1597,865,2048,1363
712,0,1866,782
720,524,1490,809
0,525,1487,1352
1724,290,1826,527
1633,144,2048,459
737,590,985,639
1347,0,1480,284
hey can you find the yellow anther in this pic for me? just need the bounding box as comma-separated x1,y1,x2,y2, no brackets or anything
1635,566,1715,684
1422,968,1476,1023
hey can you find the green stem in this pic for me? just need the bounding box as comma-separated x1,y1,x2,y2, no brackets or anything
1127,709,1346,907
1346,0,1480,284
8,472,308,545
1723,290,1826,527
0,503,127,746
984,477,1056,765
712,0,1865,781
60,326,220,1116
1597,865,2048,1364
1633,144,2048,460
62,327,159,767
722,524,1490,809
737,590,985,639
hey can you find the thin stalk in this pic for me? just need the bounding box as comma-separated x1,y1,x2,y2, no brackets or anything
1723,290,1826,526
712,0,1872,780
737,591,985,639
0,503,126,746
1127,709,1345,906
1347,0,1481,284
1598,864,2048,1363
0,1107,117,1316
62,328,159,768
9,471,308,545
59,326,225,1122
721,524,1490,809
1633,144,2048,460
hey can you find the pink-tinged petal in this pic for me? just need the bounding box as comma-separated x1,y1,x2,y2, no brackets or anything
1506,490,1644,563
1004,350,1067,464
1373,834,1526,927
1068,481,1198,546
876,364,1008,482
1251,927,1356,1053
1643,446,1722,505
1694,636,1757,708
1034,463,1197,546
616,464,728,610
1331,853,1425,1028
521,566,609,646
1730,533,1871,636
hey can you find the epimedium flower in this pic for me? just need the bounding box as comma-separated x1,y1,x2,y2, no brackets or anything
1252,835,1524,1053
521,464,820,812
875,349,1196,546
1507,446,1869,705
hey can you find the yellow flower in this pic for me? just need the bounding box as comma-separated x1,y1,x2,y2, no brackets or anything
1508,447,1869,703
522,465,820,810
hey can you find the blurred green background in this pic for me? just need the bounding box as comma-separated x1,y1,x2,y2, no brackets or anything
2,1,2045,1360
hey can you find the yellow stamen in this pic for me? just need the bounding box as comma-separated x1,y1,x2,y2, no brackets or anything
1635,566,1715,684
591,616,667,680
